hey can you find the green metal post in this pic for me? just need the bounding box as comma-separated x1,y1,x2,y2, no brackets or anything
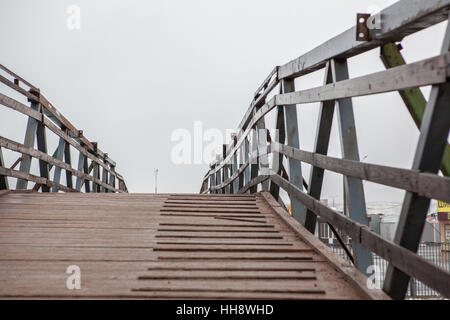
380,42,450,177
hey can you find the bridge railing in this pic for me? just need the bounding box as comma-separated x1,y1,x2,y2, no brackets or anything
200,0,450,300
0,64,127,193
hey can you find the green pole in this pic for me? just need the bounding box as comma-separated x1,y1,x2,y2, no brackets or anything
380,43,450,177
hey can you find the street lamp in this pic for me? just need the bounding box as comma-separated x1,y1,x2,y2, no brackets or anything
154,169,159,194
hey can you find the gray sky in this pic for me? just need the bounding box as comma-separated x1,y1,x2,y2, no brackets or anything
0,0,447,204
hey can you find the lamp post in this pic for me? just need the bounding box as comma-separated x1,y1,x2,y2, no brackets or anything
154,169,159,194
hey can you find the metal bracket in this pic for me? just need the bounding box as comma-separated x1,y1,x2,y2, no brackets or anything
356,13,371,41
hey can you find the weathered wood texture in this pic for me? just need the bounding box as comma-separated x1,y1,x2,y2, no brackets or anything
0,192,387,299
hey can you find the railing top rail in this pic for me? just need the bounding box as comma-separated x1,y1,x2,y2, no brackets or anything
278,0,450,80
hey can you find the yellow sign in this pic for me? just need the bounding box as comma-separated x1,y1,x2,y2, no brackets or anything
438,201,450,213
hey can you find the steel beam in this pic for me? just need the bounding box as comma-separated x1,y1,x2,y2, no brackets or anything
254,89,270,192
83,155,90,192
92,163,99,192
331,58,373,275
304,62,335,233
237,140,245,191
101,166,108,193
384,16,450,300
281,78,306,224
64,142,73,189
75,152,84,191
36,109,49,192
209,171,215,194
51,138,65,192
0,147,9,190
269,106,286,200
243,138,250,188
249,128,259,193
215,156,222,194
256,125,270,191
16,101,39,189
109,165,116,191
231,135,239,193
222,145,230,194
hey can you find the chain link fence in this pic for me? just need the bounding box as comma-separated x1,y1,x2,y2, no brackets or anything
327,242,450,299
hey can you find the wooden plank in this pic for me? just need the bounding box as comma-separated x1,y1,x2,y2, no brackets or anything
0,192,381,299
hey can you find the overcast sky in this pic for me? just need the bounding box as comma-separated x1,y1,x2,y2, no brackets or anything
0,0,447,205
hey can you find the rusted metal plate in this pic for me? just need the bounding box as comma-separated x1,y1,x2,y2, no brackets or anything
356,13,371,41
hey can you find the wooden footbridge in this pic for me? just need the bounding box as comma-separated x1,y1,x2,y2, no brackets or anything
1,0,450,300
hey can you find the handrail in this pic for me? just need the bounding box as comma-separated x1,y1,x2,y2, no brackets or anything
209,142,450,203
207,52,449,178
0,137,120,193
200,0,450,300
0,65,127,193
278,0,450,80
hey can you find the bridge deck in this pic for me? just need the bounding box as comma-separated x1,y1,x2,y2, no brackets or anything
0,191,387,299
